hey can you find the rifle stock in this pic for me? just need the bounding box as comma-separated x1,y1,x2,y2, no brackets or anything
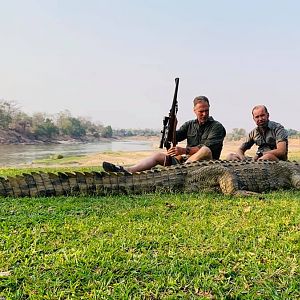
159,78,179,150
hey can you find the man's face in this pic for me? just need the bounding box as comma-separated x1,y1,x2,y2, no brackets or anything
252,107,269,127
194,102,210,125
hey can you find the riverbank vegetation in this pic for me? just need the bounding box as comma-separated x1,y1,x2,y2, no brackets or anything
1,190,300,298
1,100,299,145
0,100,159,144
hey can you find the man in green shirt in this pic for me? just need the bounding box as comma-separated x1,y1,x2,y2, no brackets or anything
103,96,226,173
227,105,288,161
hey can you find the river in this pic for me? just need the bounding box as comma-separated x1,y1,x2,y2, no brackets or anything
0,140,155,166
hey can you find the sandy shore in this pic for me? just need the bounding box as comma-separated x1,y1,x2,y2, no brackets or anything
70,137,300,167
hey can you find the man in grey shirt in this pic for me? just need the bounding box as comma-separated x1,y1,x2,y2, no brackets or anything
103,96,226,173
227,105,288,161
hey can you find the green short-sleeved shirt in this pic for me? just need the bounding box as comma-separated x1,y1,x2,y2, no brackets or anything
175,117,226,159
240,120,288,159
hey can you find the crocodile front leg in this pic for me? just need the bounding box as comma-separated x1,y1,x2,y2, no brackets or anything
291,174,300,189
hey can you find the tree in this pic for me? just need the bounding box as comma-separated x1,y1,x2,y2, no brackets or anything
287,129,299,137
10,112,32,134
55,111,86,137
102,125,113,138
0,100,19,129
227,128,247,141
34,118,59,138
55,110,72,135
78,116,99,136
67,117,86,138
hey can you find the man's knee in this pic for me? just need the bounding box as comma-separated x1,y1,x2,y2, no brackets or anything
189,145,212,161
151,152,168,164
198,145,212,158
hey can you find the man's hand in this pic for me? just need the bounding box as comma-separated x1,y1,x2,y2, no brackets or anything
236,150,246,161
253,155,259,162
167,146,186,157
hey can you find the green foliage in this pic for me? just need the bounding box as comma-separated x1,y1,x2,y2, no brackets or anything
56,110,72,135
0,100,160,142
0,191,300,298
67,117,86,138
287,128,300,137
34,118,59,138
49,154,64,159
113,128,160,137
0,100,15,129
101,125,113,138
227,128,300,141
56,112,86,138
10,112,32,134
226,128,247,141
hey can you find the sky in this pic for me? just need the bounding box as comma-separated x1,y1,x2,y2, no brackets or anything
1,0,300,132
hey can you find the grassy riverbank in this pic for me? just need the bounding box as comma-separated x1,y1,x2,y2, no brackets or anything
1,191,300,299
0,139,299,298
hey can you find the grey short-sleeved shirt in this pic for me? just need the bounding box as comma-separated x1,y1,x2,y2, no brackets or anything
240,120,288,159
175,116,226,159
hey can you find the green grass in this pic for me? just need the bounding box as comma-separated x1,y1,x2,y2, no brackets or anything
0,166,101,177
32,155,85,166
1,191,300,299
31,150,133,166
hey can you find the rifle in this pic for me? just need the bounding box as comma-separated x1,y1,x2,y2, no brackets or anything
159,77,179,150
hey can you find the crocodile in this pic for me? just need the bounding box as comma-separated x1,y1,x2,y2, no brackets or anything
0,160,299,197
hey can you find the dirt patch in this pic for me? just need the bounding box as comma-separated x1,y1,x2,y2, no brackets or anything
78,150,160,167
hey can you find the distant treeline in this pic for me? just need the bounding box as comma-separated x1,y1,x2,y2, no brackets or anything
1,100,299,142
0,100,159,141
226,127,300,141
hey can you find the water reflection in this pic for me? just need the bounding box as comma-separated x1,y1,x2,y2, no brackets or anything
0,140,154,166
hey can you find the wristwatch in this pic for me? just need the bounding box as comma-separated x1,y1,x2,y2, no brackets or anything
256,150,263,158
